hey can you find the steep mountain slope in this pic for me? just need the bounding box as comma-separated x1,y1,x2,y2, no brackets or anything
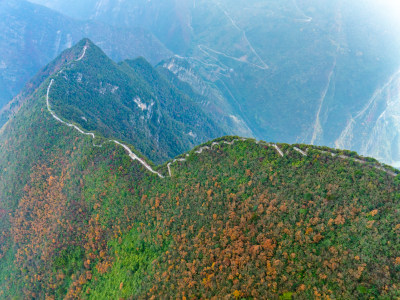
335,70,400,168
42,39,224,164
0,0,171,110
157,57,255,138
0,37,99,127
1,40,400,299
28,0,400,166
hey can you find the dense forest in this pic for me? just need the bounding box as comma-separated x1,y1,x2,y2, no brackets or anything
0,40,400,299
50,40,225,165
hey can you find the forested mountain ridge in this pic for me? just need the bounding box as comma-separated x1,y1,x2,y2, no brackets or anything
0,37,96,127
3,39,225,164
0,41,400,298
29,0,400,167
0,0,171,111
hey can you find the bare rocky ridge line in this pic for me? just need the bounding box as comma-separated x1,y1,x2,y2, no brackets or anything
45,45,397,179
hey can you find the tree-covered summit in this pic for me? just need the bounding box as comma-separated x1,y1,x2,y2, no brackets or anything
39,39,225,164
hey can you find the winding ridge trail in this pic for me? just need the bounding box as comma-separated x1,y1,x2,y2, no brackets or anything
47,79,165,178
76,45,88,61
294,147,307,156
273,144,284,157
45,45,398,179
47,79,95,139
46,46,165,178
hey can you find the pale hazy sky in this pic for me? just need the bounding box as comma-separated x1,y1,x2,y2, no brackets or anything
367,0,400,36
379,0,400,18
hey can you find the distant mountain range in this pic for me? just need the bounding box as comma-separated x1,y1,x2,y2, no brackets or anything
27,0,400,167
0,0,171,110
1,39,224,163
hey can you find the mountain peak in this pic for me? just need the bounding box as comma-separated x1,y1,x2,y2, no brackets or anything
69,38,110,63
0,38,108,127
39,40,224,164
